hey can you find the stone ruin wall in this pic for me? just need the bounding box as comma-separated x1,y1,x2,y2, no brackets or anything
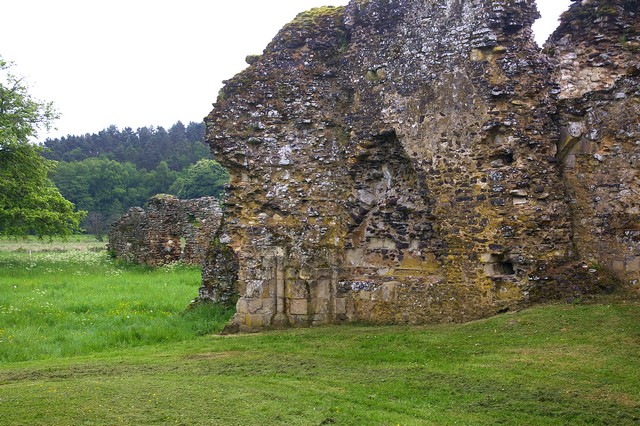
203,0,638,331
108,195,223,267
108,195,239,306
548,1,640,285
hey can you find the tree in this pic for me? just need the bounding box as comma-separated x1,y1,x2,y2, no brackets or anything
84,211,107,241
148,160,178,195
169,159,229,199
0,57,84,237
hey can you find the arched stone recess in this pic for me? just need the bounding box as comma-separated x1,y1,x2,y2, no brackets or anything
339,129,446,323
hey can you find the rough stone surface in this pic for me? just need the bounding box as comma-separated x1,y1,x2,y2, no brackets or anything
548,0,640,287
108,195,223,267
200,237,240,308
204,0,639,331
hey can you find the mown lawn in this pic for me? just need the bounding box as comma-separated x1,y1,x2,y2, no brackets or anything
0,241,639,425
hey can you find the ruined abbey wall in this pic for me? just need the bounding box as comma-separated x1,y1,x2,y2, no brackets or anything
108,195,222,267
205,0,639,331
549,1,640,285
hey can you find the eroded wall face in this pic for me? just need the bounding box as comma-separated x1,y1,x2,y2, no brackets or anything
108,195,223,267
205,0,639,330
550,0,640,285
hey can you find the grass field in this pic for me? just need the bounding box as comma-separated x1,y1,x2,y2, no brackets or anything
0,234,107,253
0,242,232,363
0,238,639,425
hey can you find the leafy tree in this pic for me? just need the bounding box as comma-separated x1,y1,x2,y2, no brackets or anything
0,57,84,237
51,156,181,231
169,159,229,199
148,161,178,196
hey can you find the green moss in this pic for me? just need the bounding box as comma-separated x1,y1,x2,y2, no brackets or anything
364,67,387,82
337,127,350,145
276,5,349,53
291,6,346,27
556,2,622,36
620,33,640,52
285,6,346,36
597,5,619,17
365,70,380,81
245,54,261,65
217,87,226,102
562,3,619,23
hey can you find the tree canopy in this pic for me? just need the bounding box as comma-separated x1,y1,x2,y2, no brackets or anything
169,159,229,199
0,57,84,237
43,121,208,171
46,122,229,236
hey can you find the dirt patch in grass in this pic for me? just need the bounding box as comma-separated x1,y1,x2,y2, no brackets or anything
183,351,241,360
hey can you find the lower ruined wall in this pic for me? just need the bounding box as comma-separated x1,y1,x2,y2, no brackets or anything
202,0,639,331
107,195,223,267
108,194,239,308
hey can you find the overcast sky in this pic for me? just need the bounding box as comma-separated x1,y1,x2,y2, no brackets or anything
1,0,571,141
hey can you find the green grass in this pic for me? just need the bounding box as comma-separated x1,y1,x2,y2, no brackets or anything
0,241,639,425
0,246,233,362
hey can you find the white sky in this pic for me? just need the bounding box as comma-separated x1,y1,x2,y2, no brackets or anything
0,0,571,140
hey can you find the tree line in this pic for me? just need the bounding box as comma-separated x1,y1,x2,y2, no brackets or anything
44,123,229,238
43,122,209,172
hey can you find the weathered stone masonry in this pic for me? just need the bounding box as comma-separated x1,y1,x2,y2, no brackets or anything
108,195,223,266
548,0,640,286
204,0,639,331
108,195,239,305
